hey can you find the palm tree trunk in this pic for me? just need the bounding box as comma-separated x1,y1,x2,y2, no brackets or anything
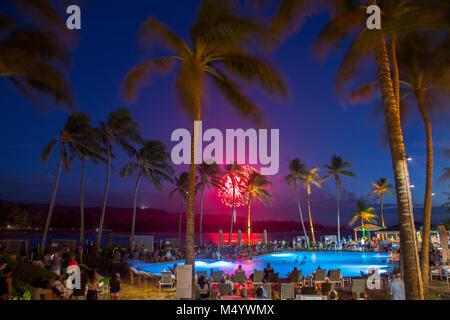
361,218,366,241
247,195,253,244
416,89,433,292
389,34,400,110
80,157,86,245
199,186,205,247
228,182,236,245
97,144,111,252
380,193,386,229
130,172,142,250
335,178,341,242
40,143,64,257
294,183,309,248
306,191,316,244
186,92,201,299
178,200,183,246
373,23,423,299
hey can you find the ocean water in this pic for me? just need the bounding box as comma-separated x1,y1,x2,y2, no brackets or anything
130,251,390,278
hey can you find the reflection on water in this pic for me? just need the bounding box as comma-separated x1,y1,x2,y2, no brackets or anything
131,251,390,278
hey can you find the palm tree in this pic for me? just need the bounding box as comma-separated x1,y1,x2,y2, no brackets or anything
39,113,94,256
122,0,288,277
285,158,309,247
300,167,322,244
321,154,356,242
369,178,394,229
349,201,378,242
0,1,75,110
120,141,173,249
169,172,190,246
245,171,272,244
68,122,105,245
97,109,142,251
196,162,221,246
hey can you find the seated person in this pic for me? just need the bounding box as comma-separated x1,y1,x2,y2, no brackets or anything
196,275,210,300
263,263,274,280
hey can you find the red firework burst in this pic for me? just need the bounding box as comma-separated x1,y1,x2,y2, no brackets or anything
217,165,256,208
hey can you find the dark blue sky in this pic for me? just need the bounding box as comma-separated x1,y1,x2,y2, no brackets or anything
0,1,448,227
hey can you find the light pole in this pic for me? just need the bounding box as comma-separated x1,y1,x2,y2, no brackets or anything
403,155,423,298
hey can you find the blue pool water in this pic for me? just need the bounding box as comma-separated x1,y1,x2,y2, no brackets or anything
130,251,391,278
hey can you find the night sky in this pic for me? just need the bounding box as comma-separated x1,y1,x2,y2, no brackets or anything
0,1,449,227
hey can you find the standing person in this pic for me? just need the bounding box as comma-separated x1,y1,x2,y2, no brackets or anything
72,265,87,300
196,275,210,300
86,269,99,300
263,263,274,281
0,260,12,300
389,274,406,300
109,273,121,300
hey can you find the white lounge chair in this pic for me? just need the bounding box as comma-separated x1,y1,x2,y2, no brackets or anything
159,271,175,291
281,283,294,300
253,270,264,286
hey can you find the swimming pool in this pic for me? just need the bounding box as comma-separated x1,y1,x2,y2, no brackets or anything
130,251,390,278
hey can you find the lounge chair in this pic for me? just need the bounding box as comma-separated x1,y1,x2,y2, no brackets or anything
159,271,175,290
218,283,232,295
268,272,279,283
328,269,344,287
351,279,366,300
290,270,302,284
312,269,326,285
320,282,332,296
253,270,264,286
281,283,294,300
297,294,328,300
235,270,247,284
262,283,272,299
211,271,223,284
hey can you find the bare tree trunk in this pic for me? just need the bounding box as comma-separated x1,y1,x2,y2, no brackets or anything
247,195,253,244
130,172,142,250
416,89,433,292
335,178,341,242
380,193,386,229
373,27,423,299
228,183,236,245
306,191,316,244
97,144,111,252
199,186,205,246
294,182,309,248
80,157,85,245
40,144,64,257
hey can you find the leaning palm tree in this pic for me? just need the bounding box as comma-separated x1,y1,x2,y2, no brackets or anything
120,141,173,249
285,158,309,247
39,113,94,256
68,122,105,245
196,162,221,246
0,1,75,110
245,170,272,244
300,167,322,244
97,109,142,250
369,178,394,229
321,154,356,242
349,201,378,242
169,172,190,246
122,0,288,274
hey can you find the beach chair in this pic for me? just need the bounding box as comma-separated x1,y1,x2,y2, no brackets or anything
297,295,328,300
211,271,223,284
328,269,344,287
312,269,326,285
196,270,207,281
429,269,441,281
320,282,332,296
218,283,232,295
159,271,175,291
351,279,366,300
262,283,272,299
290,270,302,284
281,283,295,300
235,270,247,284
253,270,264,286
301,286,316,295
268,272,279,283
